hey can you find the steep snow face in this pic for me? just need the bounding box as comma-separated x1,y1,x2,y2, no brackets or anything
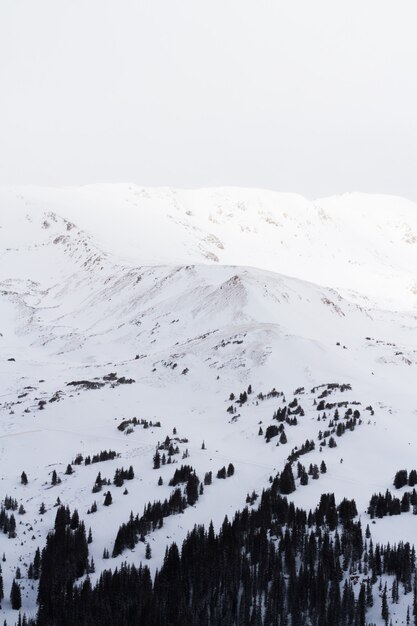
1,185,417,310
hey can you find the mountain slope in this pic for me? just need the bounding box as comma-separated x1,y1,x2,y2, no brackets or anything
1,187,417,624
2,185,417,310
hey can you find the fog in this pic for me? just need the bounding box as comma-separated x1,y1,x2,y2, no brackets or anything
0,0,416,199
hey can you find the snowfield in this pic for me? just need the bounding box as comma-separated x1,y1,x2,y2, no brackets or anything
1,185,417,624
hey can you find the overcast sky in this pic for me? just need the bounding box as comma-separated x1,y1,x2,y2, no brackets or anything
0,1,416,199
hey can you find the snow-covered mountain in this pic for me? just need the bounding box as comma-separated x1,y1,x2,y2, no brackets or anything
1,185,417,624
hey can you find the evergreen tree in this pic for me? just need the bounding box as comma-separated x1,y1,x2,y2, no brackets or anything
10,580,21,610
70,509,79,530
20,472,28,485
185,473,199,506
217,466,226,479
153,451,161,470
204,471,212,485
394,469,408,489
381,583,389,625
409,469,417,487
280,463,296,494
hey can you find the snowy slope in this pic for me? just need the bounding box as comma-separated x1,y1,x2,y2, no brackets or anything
2,185,417,309
1,187,417,624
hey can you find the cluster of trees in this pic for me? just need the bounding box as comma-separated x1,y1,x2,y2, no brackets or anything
246,490,259,505
230,385,253,406
216,463,235,479
153,435,189,468
296,460,327,485
394,469,417,489
3,495,18,511
113,466,134,487
0,506,17,538
72,449,120,466
112,488,188,557
35,506,89,625
21,482,417,626
256,387,284,401
272,402,303,424
316,410,361,450
368,488,417,518
311,382,352,398
27,547,41,580
264,424,288,443
287,438,315,464
153,448,179,469
168,464,195,486
113,461,216,557
92,472,111,493
118,418,161,433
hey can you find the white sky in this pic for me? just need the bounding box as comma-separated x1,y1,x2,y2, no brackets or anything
0,0,416,199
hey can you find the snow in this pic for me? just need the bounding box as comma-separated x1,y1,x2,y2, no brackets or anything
1,185,417,623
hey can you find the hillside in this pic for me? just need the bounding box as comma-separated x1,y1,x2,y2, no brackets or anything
1,186,417,624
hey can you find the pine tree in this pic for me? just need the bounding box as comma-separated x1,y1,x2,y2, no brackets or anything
153,451,161,470
145,543,152,559
10,580,21,610
217,466,226,479
33,548,41,580
103,491,112,506
70,509,79,530
20,472,28,485
409,469,417,487
280,463,296,494
8,515,16,538
381,583,389,625
394,469,408,489
185,473,199,506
